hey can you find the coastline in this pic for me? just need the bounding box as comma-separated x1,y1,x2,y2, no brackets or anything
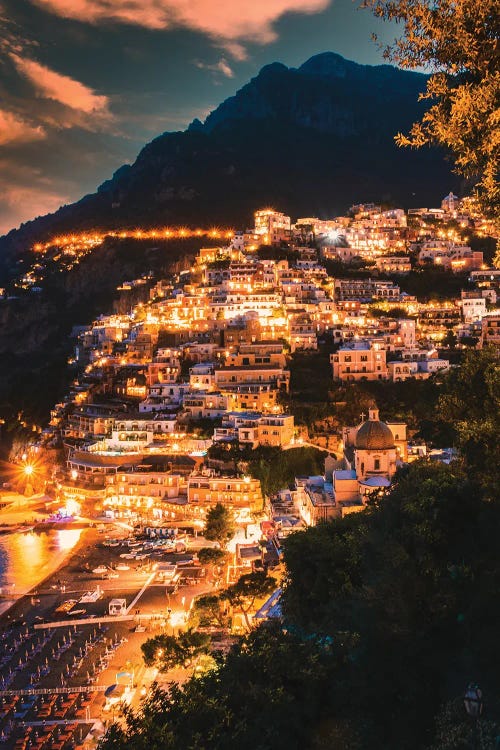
0,523,96,625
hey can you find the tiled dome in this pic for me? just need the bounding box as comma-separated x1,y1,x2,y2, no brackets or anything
355,408,394,450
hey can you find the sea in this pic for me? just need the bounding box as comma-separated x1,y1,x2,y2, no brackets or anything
0,528,83,615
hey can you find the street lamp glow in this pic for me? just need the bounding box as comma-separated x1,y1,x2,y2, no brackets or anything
24,465,34,477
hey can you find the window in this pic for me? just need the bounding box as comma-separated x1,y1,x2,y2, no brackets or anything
374,459,380,470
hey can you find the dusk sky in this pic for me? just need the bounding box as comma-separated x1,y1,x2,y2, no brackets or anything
0,0,395,234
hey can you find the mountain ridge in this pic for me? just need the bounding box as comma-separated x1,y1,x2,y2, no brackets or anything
0,51,459,270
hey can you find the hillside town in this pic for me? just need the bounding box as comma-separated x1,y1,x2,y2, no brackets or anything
23,195,498,530
0,195,497,747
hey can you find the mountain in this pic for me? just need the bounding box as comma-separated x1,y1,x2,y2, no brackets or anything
0,51,459,264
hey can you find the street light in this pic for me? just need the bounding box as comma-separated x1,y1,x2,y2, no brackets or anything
464,684,483,718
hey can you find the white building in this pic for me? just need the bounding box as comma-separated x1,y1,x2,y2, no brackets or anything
254,209,291,245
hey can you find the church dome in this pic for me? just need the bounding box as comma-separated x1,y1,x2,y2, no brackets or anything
355,408,395,451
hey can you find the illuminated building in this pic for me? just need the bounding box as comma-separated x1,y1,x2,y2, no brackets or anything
254,209,291,245
188,473,262,512
480,313,500,349
331,341,388,381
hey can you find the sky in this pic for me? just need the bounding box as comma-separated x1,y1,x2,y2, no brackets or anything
0,0,395,235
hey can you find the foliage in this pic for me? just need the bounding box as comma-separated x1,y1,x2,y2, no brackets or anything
100,624,357,750
207,258,230,269
141,629,211,670
283,460,500,747
430,697,500,750
436,347,500,496
203,503,235,547
196,547,227,566
398,268,470,301
363,0,500,214
367,305,411,318
221,571,276,630
247,446,327,496
190,594,229,629
288,349,334,402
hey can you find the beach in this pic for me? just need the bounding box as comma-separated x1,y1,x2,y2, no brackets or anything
0,494,215,747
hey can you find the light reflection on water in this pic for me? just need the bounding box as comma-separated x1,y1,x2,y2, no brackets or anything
0,529,82,593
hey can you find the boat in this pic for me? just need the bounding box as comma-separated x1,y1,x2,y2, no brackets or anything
68,608,86,616
116,563,130,571
120,553,135,559
93,566,108,575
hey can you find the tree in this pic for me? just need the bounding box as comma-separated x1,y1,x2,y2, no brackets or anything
436,347,500,496
430,696,500,750
197,547,227,566
190,594,229,629
203,503,235,547
99,625,349,750
363,0,500,214
221,571,276,630
141,629,211,670
442,329,458,350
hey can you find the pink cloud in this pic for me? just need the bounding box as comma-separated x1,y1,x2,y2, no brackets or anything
0,108,46,145
10,54,110,115
30,0,330,52
195,57,234,78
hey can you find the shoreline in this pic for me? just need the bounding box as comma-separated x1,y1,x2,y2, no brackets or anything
0,523,95,626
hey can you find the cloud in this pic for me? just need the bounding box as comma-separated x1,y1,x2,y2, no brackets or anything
10,54,110,115
195,57,234,78
30,0,330,54
0,108,46,145
0,162,68,233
